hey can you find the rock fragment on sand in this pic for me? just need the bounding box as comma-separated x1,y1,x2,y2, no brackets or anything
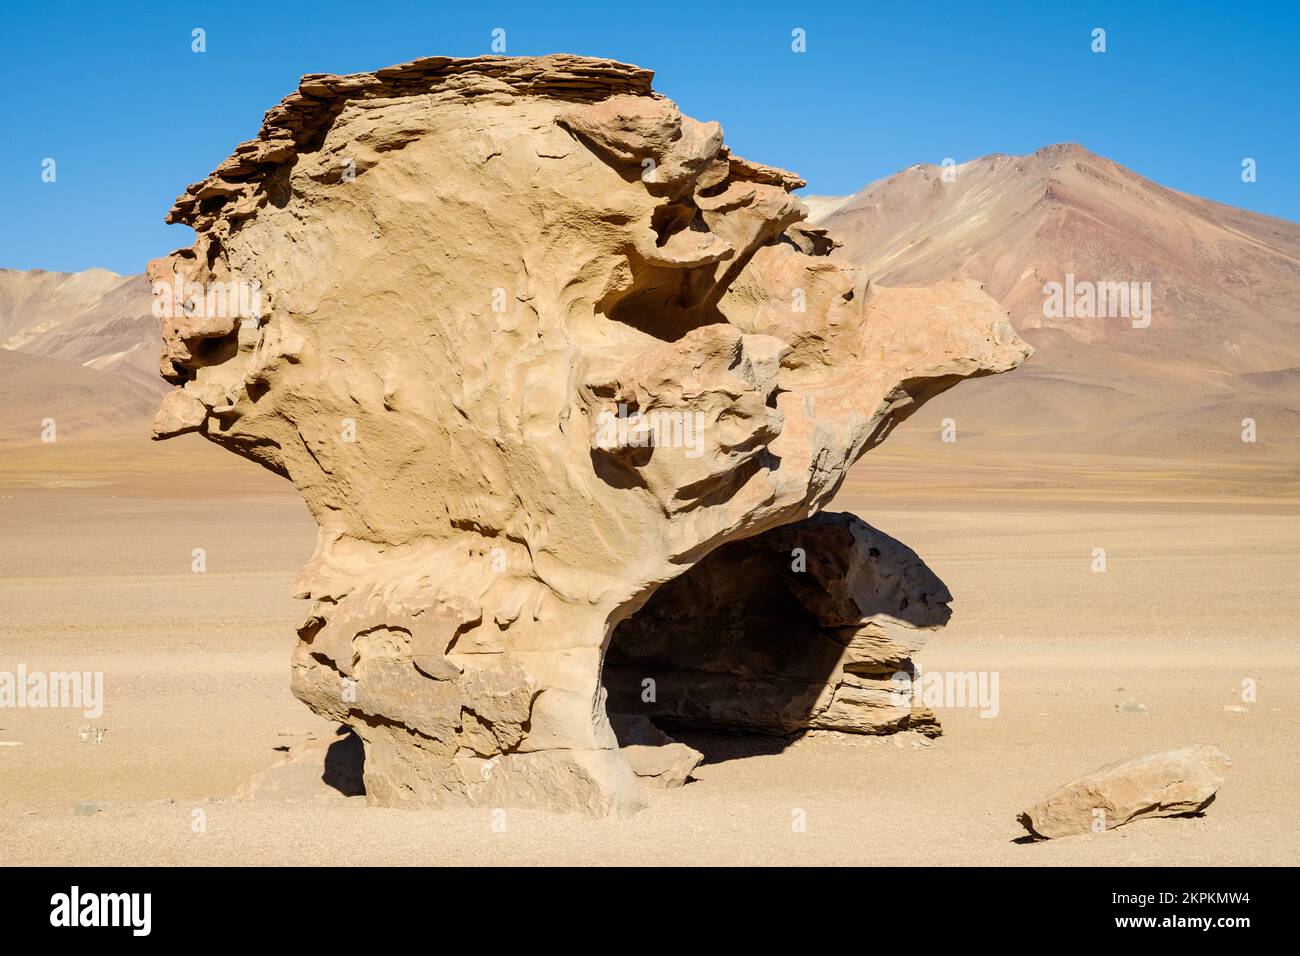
240,730,365,801
610,714,703,789
1018,744,1231,839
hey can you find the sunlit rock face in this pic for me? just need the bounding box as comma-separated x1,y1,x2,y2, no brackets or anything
150,54,1029,815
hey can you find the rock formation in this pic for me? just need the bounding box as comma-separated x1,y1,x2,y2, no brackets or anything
605,512,950,737
149,54,1029,815
1018,745,1232,839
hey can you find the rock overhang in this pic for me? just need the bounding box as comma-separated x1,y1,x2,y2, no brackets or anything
148,53,1030,814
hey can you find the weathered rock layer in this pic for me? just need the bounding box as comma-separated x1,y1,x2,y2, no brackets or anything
150,54,1029,814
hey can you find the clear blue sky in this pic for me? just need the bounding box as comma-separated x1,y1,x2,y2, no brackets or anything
2,0,1296,275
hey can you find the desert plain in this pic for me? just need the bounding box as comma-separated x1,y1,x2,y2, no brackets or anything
1,421,1296,866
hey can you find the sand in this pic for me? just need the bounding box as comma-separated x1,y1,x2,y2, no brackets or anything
1,431,1295,866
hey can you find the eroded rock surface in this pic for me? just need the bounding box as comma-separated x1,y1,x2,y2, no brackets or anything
150,54,1029,815
606,512,948,736
1018,745,1232,839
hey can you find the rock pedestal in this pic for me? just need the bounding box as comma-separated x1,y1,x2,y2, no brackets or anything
151,54,1029,814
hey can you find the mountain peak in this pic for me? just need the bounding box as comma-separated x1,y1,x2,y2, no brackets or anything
808,144,1300,464
1033,142,1092,159
812,144,1300,370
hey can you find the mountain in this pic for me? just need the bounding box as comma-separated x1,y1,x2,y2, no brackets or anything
0,268,164,447
0,268,162,393
0,347,160,442
810,145,1300,471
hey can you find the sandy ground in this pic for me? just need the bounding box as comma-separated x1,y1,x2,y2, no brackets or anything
1,436,1297,865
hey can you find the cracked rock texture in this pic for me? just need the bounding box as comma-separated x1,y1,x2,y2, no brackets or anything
150,54,1029,815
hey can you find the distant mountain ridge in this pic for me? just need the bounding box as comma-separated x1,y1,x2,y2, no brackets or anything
4,145,1299,466
0,267,161,394
0,268,162,443
808,144,1300,461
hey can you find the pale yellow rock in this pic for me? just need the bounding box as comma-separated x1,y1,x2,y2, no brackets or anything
610,714,704,789
238,731,365,802
152,388,207,437
1018,745,1232,839
150,54,1029,815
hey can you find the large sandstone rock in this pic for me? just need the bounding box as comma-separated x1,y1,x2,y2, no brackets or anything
1018,745,1232,839
150,54,1029,815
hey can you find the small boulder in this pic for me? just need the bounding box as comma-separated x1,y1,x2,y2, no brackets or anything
151,389,207,438
1018,744,1230,839
610,714,703,790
